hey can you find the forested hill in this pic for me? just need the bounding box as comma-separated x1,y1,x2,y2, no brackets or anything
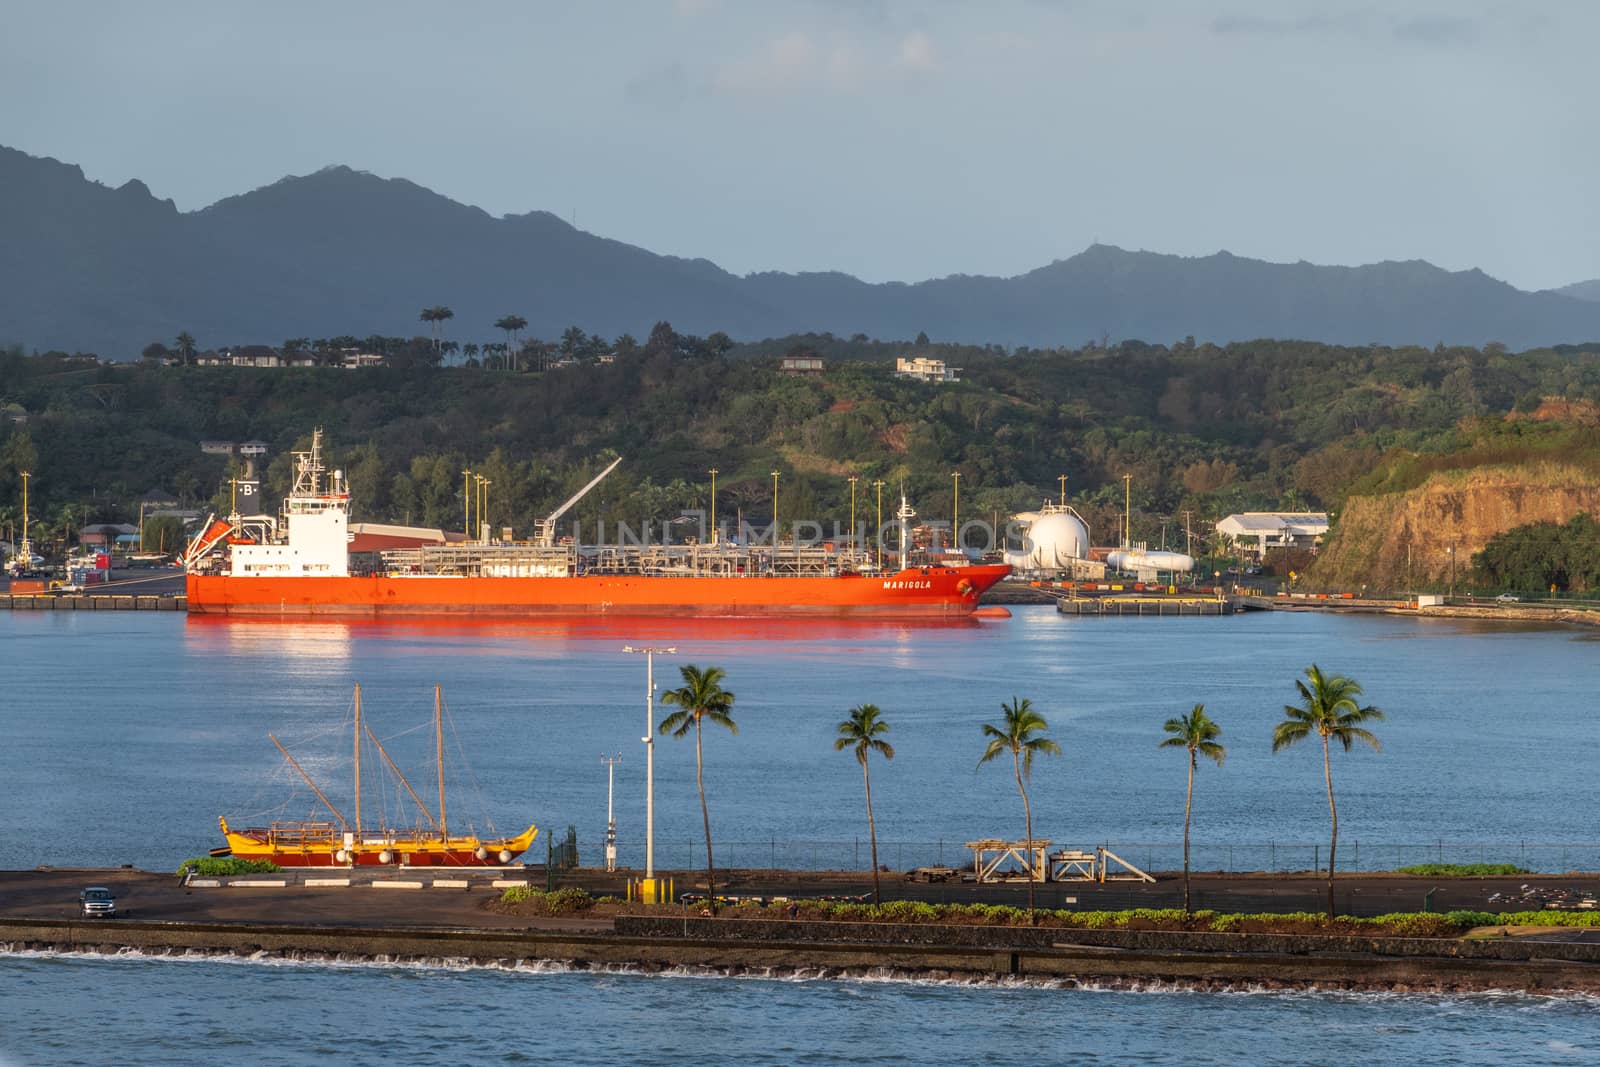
7,144,1600,356
5,335,1600,558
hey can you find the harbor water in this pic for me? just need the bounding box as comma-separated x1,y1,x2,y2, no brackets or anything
5,950,1600,1066
0,607,1595,872
4,606,1599,1063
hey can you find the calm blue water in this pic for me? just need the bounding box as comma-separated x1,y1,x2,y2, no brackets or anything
3,608,1599,1061
0,608,1597,872
2,951,1598,1066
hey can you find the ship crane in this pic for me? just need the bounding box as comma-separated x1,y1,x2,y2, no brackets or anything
534,456,623,547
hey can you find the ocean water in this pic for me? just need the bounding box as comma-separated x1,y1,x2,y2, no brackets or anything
4,607,1599,1061
3,950,1599,1066
0,607,1595,873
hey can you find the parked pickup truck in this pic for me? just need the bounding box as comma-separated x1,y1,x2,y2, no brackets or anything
79,886,117,917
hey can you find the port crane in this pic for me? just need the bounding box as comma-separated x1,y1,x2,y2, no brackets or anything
534,456,622,547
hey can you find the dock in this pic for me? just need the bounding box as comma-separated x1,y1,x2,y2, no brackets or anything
1057,596,1234,616
2,594,184,611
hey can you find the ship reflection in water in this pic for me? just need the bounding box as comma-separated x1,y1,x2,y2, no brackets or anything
183,611,998,654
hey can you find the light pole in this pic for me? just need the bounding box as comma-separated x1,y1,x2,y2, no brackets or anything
708,467,718,545
462,469,473,537
771,470,780,546
622,645,675,887
1447,544,1455,600
1058,474,1067,508
601,753,622,873
873,479,885,570
951,470,960,551
18,470,30,562
1122,473,1132,548
848,475,858,554
473,475,485,541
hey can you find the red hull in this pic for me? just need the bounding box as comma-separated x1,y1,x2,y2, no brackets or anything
261,851,515,868
187,565,1011,617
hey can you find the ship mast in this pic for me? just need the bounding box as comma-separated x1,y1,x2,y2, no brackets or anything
353,685,362,837
897,491,916,566
436,685,447,844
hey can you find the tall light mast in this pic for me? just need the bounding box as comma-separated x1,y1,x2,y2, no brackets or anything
601,754,623,872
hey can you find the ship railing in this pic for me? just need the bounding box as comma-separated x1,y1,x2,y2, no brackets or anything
236,820,341,845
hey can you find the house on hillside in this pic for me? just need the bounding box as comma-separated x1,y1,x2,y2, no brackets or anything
80,523,139,550
200,440,236,455
895,356,960,383
780,354,826,375
139,488,179,511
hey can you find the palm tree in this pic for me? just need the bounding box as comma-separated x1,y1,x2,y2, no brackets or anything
660,664,737,912
494,315,528,369
1272,664,1384,918
1159,704,1226,913
978,696,1060,914
835,704,894,903
174,331,197,365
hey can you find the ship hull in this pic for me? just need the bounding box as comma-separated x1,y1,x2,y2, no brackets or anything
220,822,539,868
187,565,1011,617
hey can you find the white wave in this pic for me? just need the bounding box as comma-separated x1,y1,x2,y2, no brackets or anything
6,943,1599,1004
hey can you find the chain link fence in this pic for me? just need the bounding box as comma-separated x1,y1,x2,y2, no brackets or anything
606,838,1600,875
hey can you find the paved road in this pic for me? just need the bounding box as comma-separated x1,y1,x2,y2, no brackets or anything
7,867,1597,932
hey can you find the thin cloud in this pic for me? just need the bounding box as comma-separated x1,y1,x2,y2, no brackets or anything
1211,10,1480,45
1392,14,1477,45
1210,12,1372,38
895,29,938,72
711,28,938,96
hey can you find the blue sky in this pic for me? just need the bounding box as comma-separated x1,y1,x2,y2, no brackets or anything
3,0,1595,289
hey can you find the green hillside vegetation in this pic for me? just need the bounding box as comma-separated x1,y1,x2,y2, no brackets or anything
1473,513,1600,593
5,333,1600,555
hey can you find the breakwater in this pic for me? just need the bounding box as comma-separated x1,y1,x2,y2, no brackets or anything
6,915,1599,993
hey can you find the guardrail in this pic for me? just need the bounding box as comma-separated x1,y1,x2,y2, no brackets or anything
597,838,1600,874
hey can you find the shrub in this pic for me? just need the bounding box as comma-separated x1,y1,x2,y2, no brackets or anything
500,885,536,905
1395,863,1528,877
544,887,594,914
177,857,282,876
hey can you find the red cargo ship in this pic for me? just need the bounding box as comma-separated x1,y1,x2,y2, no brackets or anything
184,433,1009,617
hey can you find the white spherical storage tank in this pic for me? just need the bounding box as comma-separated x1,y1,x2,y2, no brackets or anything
1006,511,1090,570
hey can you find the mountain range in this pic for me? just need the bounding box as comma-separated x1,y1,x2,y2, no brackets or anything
4,144,1600,357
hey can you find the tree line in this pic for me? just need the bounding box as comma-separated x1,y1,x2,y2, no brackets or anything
658,661,1382,920
5,332,1600,575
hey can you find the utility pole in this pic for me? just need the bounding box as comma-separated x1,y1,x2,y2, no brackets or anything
622,645,675,895
1058,474,1068,508
601,753,622,873
1183,510,1193,557
1447,543,1456,600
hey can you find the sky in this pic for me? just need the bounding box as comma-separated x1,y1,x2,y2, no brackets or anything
2,0,1597,291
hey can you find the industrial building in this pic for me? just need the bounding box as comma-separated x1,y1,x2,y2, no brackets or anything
1215,512,1329,557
